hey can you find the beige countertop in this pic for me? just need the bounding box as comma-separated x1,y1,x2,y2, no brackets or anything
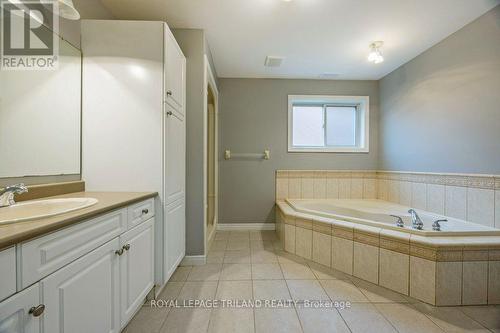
0,191,157,250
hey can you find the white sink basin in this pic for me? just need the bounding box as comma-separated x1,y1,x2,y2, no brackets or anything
0,198,99,225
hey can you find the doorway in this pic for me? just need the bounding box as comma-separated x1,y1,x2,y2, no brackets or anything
204,58,219,252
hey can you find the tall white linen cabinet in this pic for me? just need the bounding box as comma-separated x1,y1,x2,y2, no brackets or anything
81,20,186,290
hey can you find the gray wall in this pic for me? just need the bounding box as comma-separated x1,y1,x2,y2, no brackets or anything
379,6,500,174
173,29,218,255
219,79,379,224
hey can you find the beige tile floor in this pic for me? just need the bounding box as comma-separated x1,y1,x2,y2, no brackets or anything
124,230,500,333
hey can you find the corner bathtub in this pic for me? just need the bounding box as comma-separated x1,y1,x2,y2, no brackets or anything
286,199,500,236
276,199,500,306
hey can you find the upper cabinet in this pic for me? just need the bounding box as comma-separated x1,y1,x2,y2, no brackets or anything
165,29,186,111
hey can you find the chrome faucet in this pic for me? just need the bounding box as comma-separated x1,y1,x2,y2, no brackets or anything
390,215,405,228
432,219,448,231
408,209,424,230
0,183,28,208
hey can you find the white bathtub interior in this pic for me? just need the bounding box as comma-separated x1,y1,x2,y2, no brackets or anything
285,199,500,236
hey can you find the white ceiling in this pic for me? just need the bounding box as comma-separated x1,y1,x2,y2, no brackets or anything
100,0,499,80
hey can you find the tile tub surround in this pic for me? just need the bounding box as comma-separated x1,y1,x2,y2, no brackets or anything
376,171,500,229
276,170,500,229
276,201,500,306
276,170,378,201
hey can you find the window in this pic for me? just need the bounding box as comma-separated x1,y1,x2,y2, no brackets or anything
288,95,369,152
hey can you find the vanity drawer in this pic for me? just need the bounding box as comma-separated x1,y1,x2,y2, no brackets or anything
127,198,155,229
19,208,127,289
0,247,16,301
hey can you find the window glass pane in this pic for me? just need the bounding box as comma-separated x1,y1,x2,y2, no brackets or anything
292,106,324,147
326,106,356,146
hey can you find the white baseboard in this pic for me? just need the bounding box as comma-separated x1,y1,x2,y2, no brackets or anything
217,223,276,231
180,255,206,266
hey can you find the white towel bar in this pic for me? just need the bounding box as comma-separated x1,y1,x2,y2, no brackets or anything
224,149,270,160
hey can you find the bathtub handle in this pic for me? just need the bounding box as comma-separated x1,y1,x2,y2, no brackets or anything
390,215,405,228
432,219,448,231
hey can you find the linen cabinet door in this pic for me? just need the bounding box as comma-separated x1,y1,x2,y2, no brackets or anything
165,199,185,279
164,27,185,110
0,285,41,333
119,218,154,328
163,102,186,281
40,238,120,333
164,103,185,206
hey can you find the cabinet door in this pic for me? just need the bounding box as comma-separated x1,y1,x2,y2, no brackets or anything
164,28,185,110
165,199,185,280
164,103,185,206
164,102,186,282
0,246,16,301
41,238,120,333
0,285,41,333
119,218,154,327
20,209,126,289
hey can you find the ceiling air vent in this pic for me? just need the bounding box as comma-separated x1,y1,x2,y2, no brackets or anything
264,56,284,67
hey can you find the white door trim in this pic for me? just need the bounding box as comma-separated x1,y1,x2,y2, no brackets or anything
203,55,219,256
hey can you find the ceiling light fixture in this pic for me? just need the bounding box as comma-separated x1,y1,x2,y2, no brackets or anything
41,0,80,20
368,41,384,64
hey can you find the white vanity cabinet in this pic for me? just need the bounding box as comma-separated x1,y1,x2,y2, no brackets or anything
19,209,127,289
41,238,121,333
0,285,41,333
119,218,154,327
0,247,16,301
0,198,155,333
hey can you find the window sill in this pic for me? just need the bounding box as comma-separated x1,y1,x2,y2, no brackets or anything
288,147,369,153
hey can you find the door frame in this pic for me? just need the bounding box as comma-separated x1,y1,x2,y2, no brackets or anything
203,55,219,254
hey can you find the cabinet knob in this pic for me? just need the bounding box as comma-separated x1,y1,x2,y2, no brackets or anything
123,244,131,251
115,248,124,256
29,304,45,317
166,111,173,116
166,90,172,96
142,208,149,215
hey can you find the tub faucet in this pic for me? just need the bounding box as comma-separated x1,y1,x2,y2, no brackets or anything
432,219,448,231
408,209,424,230
390,215,405,228
0,183,28,208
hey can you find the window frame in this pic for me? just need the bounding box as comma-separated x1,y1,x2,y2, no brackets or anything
287,95,370,153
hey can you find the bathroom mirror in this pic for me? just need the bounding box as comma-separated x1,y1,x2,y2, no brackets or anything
0,28,81,179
